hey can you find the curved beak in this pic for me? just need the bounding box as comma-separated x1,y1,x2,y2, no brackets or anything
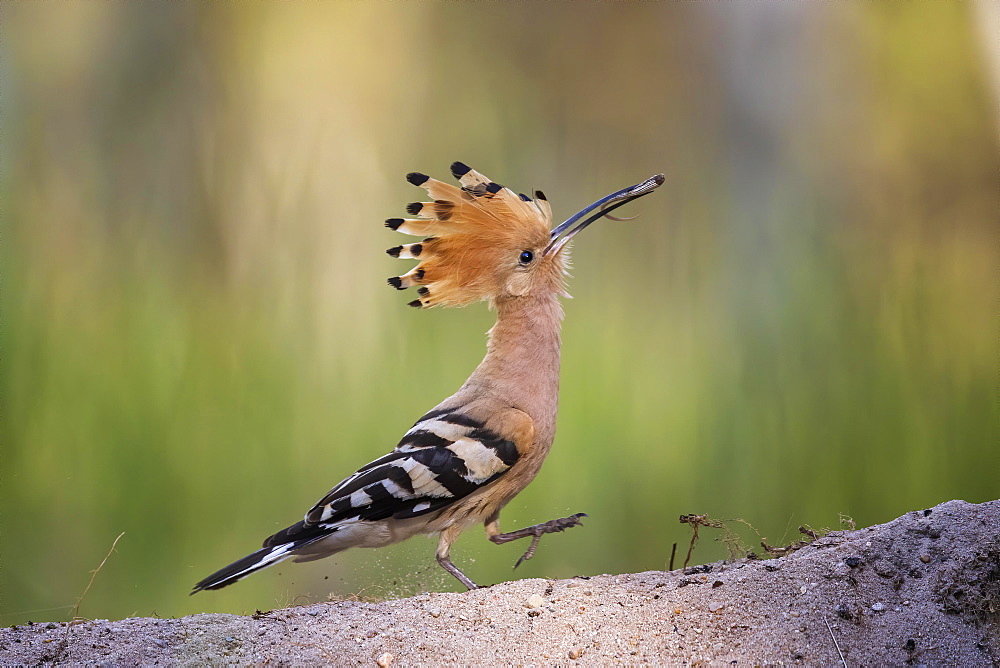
544,173,665,256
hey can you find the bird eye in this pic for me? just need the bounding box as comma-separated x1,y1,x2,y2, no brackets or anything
519,250,534,265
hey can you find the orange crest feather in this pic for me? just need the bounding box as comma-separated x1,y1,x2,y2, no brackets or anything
386,162,554,308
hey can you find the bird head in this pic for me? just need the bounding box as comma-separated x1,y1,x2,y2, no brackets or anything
386,162,664,308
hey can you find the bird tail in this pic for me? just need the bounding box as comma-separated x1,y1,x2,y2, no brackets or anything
191,540,306,594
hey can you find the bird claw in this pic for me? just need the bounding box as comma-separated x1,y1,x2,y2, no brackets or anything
511,513,587,569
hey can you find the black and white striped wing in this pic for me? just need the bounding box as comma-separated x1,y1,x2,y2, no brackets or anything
194,408,525,592
304,408,521,527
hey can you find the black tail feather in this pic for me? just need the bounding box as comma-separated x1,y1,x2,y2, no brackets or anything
191,543,296,594
262,519,321,548
193,520,337,594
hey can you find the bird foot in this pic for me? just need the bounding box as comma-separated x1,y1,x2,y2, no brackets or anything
490,513,587,569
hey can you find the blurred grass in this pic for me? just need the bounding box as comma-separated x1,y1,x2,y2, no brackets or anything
2,2,997,624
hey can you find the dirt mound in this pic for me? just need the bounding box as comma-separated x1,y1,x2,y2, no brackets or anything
3,499,997,665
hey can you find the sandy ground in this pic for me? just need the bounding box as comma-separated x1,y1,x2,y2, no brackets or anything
3,499,997,665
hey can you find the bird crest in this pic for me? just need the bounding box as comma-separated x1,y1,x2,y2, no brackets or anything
386,162,556,308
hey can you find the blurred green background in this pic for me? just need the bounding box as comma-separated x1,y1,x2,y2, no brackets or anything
3,2,997,625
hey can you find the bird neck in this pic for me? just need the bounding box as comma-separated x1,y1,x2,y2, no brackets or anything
465,292,564,445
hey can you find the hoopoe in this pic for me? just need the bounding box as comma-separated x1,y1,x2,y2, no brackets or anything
192,163,663,593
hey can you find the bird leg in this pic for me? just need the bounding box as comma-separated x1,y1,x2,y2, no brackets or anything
486,513,587,569
436,526,479,590
437,553,479,590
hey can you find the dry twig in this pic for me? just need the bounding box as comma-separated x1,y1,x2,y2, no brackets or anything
53,532,126,661
679,514,725,571
824,615,847,667
71,532,125,624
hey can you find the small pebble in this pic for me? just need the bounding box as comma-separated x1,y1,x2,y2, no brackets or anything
527,609,541,618
525,594,546,609
427,608,441,618
568,647,584,660
835,603,854,620
871,602,885,612
708,601,725,612
376,652,395,667
919,553,931,563
844,556,862,568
